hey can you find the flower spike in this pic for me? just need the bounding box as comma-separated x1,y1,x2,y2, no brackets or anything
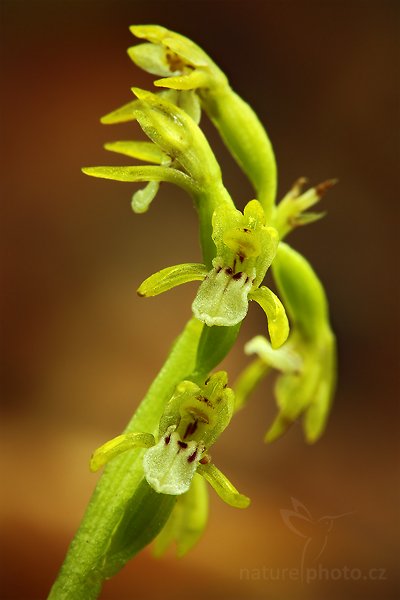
50,25,339,596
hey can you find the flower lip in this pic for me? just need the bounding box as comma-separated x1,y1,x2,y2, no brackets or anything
192,261,254,327
143,428,204,495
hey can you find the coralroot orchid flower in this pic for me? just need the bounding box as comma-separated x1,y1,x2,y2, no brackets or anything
138,199,289,348
243,242,336,443
90,372,250,509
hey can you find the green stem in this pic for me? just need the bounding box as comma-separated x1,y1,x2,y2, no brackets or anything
48,318,202,600
49,314,242,599
192,322,242,383
195,181,234,268
202,86,277,220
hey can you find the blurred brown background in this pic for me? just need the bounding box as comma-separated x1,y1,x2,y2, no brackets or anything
1,1,399,599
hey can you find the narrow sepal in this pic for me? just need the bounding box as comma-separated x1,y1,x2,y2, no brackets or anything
245,335,302,374
297,179,337,212
233,357,270,413
264,414,293,443
273,179,337,238
249,286,289,348
131,181,159,213
128,43,176,77
154,70,209,91
101,99,140,124
129,25,211,68
82,165,196,194
294,211,326,226
90,432,155,472
198,463,250,509
137,263,208,297
104,140,168,164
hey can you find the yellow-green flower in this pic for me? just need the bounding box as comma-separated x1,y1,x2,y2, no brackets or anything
244,242,336,443
90,372,249,509
127,25,227,94
102,25,278,215
272,176,338,239
138,200,289,348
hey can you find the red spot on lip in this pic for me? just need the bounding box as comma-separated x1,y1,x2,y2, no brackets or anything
187,450,197,463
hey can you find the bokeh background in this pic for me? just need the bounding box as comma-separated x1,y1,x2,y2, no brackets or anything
1,1,399,598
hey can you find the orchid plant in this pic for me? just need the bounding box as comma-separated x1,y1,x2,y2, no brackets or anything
49,25,336,600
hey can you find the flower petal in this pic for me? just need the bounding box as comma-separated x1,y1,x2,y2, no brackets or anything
198,463,250,509
100,99,140,124
249,286,289,348
137,263,208,298
244,335,302,374
90,432,155,472
131,181,160,214
264,413,293,443
233,357,270,413
82,165,196,195
127,43,175,77
104,140,168,164
129,25,210,68
154,70,209,91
